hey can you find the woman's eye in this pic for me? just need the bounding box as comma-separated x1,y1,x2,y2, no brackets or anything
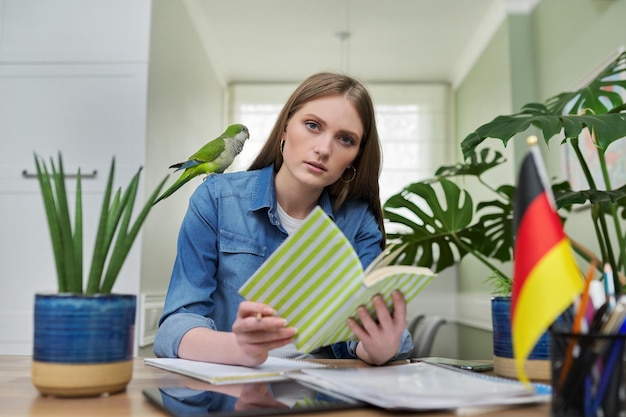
339,135,355,146
305,121,319,130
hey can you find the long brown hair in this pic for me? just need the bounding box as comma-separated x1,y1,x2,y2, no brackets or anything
248,72,385,246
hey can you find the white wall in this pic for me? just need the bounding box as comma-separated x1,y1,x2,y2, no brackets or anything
0,0,226,355
137,0,225,350
140,0,225,294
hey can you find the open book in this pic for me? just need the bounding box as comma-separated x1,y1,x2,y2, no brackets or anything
144,357,326,385
239,206,435,353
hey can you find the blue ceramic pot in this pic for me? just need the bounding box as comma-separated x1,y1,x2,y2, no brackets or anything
492,296,556,380
491,296,550,360
32,293,136,397
33,293,136,363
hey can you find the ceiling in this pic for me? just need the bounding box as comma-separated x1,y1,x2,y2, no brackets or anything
182,0,540,87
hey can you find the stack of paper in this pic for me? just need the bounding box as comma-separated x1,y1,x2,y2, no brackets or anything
288,362,551,411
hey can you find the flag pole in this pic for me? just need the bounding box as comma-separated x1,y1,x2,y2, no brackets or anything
526,135,556,209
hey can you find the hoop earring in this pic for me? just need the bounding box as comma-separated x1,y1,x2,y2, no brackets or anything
341,166,356,183
280,139,285,156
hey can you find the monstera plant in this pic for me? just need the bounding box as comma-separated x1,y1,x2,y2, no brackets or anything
385,50,626,294
384,147,570,295
383,148,513,292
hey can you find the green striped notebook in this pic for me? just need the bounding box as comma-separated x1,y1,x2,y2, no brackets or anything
239,206,435,353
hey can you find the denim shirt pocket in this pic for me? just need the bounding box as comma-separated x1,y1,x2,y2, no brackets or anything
219,229,267,292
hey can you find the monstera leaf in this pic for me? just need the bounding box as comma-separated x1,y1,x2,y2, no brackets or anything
473,185,514,263
461,51,626,159
461,105,626,159
546,51,626,116
384,179,484,273
555,184,626,223
383,147,515,275
435,148,506,178
555,184,626,207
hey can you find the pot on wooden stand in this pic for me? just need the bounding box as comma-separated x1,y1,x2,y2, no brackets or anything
31,293,136,397
491,296,552,381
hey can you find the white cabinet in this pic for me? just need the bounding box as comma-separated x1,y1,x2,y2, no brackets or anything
0,64,149,192
0,0,151,354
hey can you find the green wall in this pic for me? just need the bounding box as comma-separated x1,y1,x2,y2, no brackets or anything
533,0,626,99
455,21,515,294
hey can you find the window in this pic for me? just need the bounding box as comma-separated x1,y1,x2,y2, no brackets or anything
229,83,451,206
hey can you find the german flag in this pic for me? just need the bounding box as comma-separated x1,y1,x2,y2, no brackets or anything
511,137,583,384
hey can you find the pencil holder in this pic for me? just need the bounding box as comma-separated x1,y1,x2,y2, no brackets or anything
551,331,626,417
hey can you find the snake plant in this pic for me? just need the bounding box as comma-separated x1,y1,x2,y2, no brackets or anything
34,153,168,294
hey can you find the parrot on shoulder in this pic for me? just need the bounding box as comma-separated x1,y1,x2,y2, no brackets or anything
153,123,250,204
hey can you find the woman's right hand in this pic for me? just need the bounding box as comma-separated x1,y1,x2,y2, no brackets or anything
231,301,297,366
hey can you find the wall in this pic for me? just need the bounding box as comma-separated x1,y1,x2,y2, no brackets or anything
451,19,515,358
455,21,515,294
138,0,225,353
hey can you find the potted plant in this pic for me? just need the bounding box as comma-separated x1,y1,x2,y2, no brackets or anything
460,50,626,290
384,50,626,379
383,147,568,379
31,153,167,397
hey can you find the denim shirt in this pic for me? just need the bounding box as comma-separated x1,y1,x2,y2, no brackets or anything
153,164,413,360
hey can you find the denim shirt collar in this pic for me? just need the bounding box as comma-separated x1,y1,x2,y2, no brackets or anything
249,164,335,221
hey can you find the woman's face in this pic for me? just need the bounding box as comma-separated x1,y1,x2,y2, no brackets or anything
280,94,363,191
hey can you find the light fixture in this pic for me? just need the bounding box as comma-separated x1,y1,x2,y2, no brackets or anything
335,0,352,73
335,30,351,73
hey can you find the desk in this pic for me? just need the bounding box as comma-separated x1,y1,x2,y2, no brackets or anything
0,356,550,416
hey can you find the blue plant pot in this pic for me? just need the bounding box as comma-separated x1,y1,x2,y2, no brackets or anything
492,295,551,359
491,296,551,380
32,293,136,397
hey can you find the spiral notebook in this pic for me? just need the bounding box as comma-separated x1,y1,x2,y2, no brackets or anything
144,357,326,385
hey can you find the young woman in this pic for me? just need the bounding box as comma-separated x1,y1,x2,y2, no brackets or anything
154,72,413,366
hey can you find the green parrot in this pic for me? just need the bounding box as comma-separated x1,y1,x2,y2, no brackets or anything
153,124,250,204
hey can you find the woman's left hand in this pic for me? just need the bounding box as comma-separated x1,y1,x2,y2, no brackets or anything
346,290,407,365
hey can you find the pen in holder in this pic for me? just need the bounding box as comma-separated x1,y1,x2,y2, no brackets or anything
551,330,626,417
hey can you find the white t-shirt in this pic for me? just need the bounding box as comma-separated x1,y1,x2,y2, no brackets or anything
276,203,306,235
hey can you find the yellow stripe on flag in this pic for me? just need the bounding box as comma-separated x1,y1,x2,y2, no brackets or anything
512,239,583,383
